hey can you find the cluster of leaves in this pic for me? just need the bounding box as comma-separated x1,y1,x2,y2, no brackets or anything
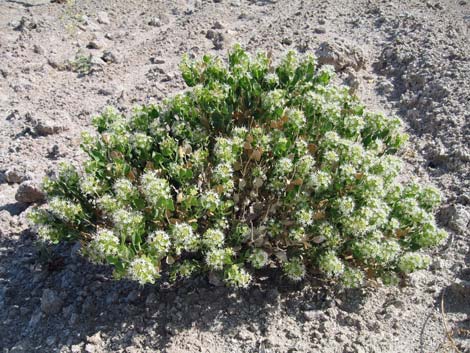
29,45,447,288
70,51,93,76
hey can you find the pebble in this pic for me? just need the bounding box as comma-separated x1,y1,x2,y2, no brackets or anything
33,44,45,55
213,21,224,29
316,39,366,71
448,205,470,233
101,51,119,63
41,289,64,315
150,57,165,64
5,168,29,184
303,310,328,322
33,116,67,136
87,332,102,345
97,11,110,25
149,18,162,27
15,180,45,203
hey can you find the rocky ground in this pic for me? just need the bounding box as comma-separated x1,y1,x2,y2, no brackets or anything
0,0,469,352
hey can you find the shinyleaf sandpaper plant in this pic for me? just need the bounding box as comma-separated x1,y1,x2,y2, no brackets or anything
29,45,447,288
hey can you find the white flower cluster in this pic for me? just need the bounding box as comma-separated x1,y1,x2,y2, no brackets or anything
48,197,83,223
398,253,430,274
248,248,269,269
127,256,159,285
113,209,144,239
202,228,225,248
114,178,137,202
318,251,344,277
200,190,221,211
147,230,171,257
205,248,233,270
141,171,172,207
171,223,198,254
282,257,306,281
87,230,120,263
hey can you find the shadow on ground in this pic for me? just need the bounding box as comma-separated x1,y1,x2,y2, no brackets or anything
0,230,361,352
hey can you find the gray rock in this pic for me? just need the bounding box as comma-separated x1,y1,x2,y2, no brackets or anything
87,332,102,345
150,57,165,64
41,289,64,315
33,44,45,55
32,114,68,136
101,51,120,64
87,39,106,50
206,29,216,39
212,32,229,50
97,11,110,25
149,18,162,27
5,168,29,184
10,344,29,353
148,14,170,27
145,292,158,306
303,310,328,322
85,344,97,353
316,40,366,71
69,312,79,325
46,336,56,346
71,344,83,353
28,309,42,330
15,180,45,203
213,21,224,29
447,205,470,233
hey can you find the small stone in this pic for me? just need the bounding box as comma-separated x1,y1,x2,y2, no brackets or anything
314,27,326,34
85,343,96,353
316,39,366,71
97,11,110,25
206,29,216,39
90,55,106,68
212,32,227,50
236,328,253,341
10,344,28,353
148,18,161,27
69,312,79,325
33,44,45,55
46,336,56,346
145,292,158,306
5,168,29,184
41,289,64,315
281,37,293,45
148,14,170,27
15,180,45,203
213,21,224,29
87,40,105,50
30,112,68,136
71,344,83,353
303,310,328,322
431,259,443,270
87,332,102,345
101,51,119,63
447,205,470,233
150,57,165,64
126,290,140,303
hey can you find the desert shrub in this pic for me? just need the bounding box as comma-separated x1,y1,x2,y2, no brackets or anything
29,45,447,288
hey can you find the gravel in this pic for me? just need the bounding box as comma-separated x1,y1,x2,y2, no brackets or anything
0,0,469,352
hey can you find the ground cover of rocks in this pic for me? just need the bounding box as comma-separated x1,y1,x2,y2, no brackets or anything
0,0,469,352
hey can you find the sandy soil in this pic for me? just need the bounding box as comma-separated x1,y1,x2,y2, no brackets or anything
0,0,469,352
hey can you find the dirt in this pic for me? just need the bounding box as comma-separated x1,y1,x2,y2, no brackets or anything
0,0,469,352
